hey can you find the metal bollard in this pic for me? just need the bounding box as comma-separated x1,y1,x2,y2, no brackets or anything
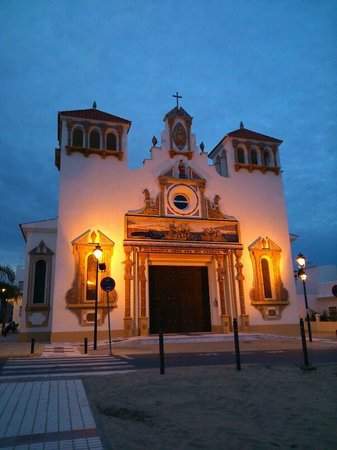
159,331,165,375
233,318,241,371
84,337,88,354
300,318,310,367
30,338,35,355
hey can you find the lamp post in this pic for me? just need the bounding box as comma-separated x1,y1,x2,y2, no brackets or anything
0,288,6,336
93,244,103,350
296,253,312,342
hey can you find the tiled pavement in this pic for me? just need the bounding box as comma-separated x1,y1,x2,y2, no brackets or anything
41,345,82,358
0,380,104,450
0,355,134,380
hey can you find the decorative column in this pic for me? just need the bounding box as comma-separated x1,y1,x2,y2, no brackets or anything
66,121,73,146
83,122,90,148
123,246,133,337
223,251,232,328
235,250,249,330
199,182,207,218
272,146,278,167
228,250,239,319
216,256,230,333
138,253,149,336
159,180,165,215
100,125,107,149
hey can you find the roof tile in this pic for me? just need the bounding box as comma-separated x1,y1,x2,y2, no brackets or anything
58,108,131,125
227,127,282,143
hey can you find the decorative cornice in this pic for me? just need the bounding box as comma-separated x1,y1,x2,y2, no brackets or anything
124,239,242,250
29,240,54,256
169,149,193,160
158,175,206,189
65,145,123,161
234,163,280,175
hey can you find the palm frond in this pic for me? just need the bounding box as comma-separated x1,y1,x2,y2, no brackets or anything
0,265,15,284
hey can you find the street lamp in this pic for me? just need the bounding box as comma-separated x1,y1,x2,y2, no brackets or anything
296,253,312,342
93,244,103,350
0,288,6,336
296,253,306,268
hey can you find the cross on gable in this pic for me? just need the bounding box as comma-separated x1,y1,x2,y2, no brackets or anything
172,91,182,108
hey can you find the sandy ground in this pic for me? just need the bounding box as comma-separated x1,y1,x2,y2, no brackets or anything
84,364,337,450
0,331,336,358
88,335,337,357
0,339,43,357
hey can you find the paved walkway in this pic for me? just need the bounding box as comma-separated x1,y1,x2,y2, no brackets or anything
41,345,82,358
0,355,134,381
0,379,103,450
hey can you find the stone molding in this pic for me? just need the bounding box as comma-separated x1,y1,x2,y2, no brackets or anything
234,162,280,175
169,149,193,160
249,236,289,320
26,241,54,328
122,243,247,336
65,229,115,326
65,145,123,161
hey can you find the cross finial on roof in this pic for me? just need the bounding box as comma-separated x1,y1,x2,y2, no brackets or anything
240,121,244,129
172,91,182,108
92,101,97,109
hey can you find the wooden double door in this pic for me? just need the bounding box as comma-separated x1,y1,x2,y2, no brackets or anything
149,266,211,334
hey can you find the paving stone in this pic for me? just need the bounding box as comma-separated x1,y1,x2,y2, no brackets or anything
59,439,74,450
0,380,101,450
29,444,44,450
44,441,59,450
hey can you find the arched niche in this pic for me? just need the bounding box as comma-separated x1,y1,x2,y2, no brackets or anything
249,236,289,320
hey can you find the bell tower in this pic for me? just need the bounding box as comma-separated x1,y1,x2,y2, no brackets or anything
55,103,131,170
161,92,195,160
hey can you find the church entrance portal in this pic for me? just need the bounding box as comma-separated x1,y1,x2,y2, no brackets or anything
149,266,211,334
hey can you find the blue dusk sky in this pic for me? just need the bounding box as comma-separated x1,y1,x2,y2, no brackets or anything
1,0,336,268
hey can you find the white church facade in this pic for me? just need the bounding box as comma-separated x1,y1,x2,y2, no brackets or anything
19,101,299,342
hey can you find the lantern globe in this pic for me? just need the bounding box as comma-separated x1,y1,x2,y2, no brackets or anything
93,244,103,260
296,253,306,268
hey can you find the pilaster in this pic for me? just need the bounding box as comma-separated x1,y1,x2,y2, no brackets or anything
221,314,231,333
123,246,133,336
138,253,148,335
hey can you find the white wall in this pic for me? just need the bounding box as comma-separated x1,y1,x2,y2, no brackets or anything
50,117,298,335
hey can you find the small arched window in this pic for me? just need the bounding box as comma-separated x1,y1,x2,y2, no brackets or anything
263,150,271,167
33,260,46,304
215,155,221,174
250,149,258,165
106,132,117,150
261,258,272,299
72,128,83,147
237,147,245,164
89,130,100,149
221,151,229,177
86,254,97,301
